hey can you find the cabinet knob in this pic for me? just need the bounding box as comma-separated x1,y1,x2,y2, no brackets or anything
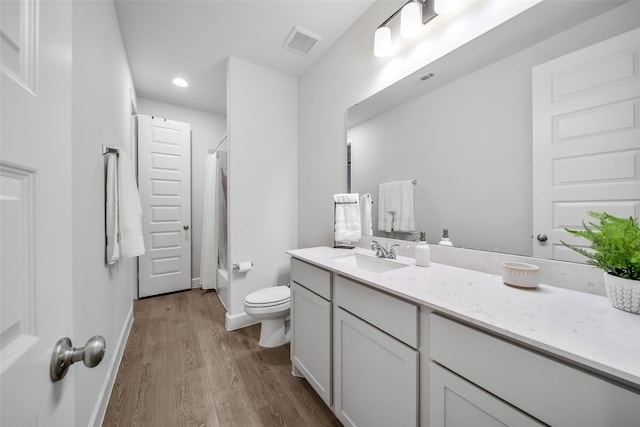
536,234,548,242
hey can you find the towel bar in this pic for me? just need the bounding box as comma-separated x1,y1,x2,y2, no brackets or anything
101,145,118,155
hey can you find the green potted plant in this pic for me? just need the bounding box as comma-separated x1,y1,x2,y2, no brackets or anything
563,211,640,314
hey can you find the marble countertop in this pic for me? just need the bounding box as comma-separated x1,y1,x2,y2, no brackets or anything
287,246,640,388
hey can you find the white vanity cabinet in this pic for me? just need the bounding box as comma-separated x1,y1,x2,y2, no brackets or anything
428,313,640,427
290,258,332,406
288,248,640,427
333,275,419,427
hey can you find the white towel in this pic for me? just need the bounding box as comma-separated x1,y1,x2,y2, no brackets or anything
360,193,373,236
397,180,415,232
117,151,145,257
377,181,415,232
377,182,398,232
333,193,361,243
105,153,120,264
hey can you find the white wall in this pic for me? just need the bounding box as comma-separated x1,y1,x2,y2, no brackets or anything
71,1,136,425
226,57,298,324
347,1,640,256
136,97,227,284
297,0,543,247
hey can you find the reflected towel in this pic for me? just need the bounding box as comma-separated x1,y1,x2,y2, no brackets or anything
377,182,399,232
378,181,414,232
397,180,415,232
118,151,145,257
360,193,372,236
333,193,361,243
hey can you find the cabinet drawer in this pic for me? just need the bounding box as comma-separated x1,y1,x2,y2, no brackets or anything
335,275,418,348
291,258,331,300
430,313,640,427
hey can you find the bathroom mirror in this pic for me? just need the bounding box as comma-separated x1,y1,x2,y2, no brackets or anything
347,0,639,260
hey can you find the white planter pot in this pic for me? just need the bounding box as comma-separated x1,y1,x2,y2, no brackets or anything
603,272,640,314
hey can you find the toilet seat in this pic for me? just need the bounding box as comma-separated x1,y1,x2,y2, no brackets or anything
244,286,290,308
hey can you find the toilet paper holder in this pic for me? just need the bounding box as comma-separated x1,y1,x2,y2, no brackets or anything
233,261,254,272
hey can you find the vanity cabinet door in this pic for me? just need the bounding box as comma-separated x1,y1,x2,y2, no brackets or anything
429,362,544,427
291,281,331,406
334,308,418,427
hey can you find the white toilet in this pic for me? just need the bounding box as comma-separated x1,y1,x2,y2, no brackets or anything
243,285,291,348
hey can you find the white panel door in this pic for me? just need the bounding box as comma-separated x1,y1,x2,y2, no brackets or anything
137,115,191,298
532,27,640,261
1,0,75,425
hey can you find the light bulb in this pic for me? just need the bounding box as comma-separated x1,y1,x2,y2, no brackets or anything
374,26,391,57
400,2,421,39
172,78,189,88
434,0,457,15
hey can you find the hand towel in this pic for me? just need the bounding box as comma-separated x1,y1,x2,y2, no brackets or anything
117,151,145,257
333,193,361,243
397,180,415,232
360,193,373,236
105,152,120,264
378,181,414,232
377,182,398,232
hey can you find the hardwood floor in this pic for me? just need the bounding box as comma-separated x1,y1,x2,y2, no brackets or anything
103,289,340,427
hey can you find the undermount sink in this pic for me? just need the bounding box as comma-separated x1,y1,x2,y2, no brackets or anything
332,253,408,273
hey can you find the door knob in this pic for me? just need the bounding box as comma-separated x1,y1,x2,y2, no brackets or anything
183,225,189,230
50,336,106,382
536,234,548,242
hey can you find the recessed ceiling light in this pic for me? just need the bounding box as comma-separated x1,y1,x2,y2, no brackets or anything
172,78,189,88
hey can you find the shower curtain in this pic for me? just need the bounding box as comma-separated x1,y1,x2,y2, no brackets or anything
200,153,218,290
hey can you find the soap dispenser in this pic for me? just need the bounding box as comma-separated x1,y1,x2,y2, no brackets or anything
439,229,453,246
415,231,430,267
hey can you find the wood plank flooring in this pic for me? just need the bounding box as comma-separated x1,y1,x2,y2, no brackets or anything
103,289,340,427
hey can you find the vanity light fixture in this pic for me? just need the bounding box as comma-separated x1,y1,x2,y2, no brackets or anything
434,0,458,15
400,1,421,38
374,26,392,57
374,0,438,57
172,77,189,88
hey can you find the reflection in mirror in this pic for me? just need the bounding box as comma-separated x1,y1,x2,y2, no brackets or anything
347,1,640,260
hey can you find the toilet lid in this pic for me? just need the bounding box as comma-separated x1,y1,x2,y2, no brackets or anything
245,286,290,306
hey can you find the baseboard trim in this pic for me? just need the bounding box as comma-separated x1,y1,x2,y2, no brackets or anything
191,277,200,288
225,311,258,331
90,306,134,427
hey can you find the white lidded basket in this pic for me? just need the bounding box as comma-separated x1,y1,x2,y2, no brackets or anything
502,262,540,289
603,272,640,314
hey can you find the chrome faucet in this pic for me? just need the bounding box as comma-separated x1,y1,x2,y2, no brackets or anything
371,241,400,259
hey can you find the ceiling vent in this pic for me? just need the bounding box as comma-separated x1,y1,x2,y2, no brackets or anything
283,25,322,56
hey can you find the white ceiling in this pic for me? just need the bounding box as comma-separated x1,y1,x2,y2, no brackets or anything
114,0,376,114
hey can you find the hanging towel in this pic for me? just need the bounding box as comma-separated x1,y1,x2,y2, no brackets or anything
117,151,145,257
333,193,361,243
360,193,373,236
397,180,415,232
377,181,415,232
377,182,399,232
200,153,218,290
105,153,120,264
